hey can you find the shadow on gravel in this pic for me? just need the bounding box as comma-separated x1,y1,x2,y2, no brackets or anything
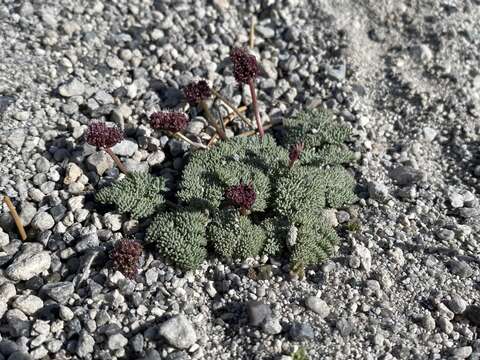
396,241,480,266
438,129,480,190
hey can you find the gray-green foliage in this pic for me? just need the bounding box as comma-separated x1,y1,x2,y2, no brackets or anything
208,210,266,259
99,109,357,270
96,172,166,219
146,210,208,270
177,135,284,212
169,109,356,269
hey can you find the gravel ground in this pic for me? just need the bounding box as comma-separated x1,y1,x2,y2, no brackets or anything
1,0,480,359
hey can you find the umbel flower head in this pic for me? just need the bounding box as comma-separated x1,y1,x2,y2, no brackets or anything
111,239,143,279
225,181,256,210
183,80,212,104
86,121,123,149
230,47,259,84
150,111,189,133
288,142,304,168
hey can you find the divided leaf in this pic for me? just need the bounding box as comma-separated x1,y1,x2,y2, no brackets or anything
100,108,358,272
96,172,166,219
146,210,208,270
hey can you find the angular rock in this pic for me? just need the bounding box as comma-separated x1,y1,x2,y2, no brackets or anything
41,282,74,304
86,151,114,176
0,228,9,248
262,317,282,335
64,163,83,185
451,346,473,359
30,212,55,232
76,330,95,357
158,315,196,349
389,166,424,186
19,202,37,227
447,295,467,314
336,318,354,337
108,333,128,350
289,322,314,340
247,301,272,327
351,243,371,273
12,295,43,315
1,279,16,297
368,181,389,202
325,63,346,81
111,139,138,157
305,296,330,318
6,244,51,281
5,309,31,337
6,129,26,151
58,78,85,97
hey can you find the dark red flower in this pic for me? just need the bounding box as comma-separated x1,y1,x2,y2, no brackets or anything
183,80,212,104
288,143,304,168
111,239,143,279
230,47,259,84
150,111,188,133
225,182,256,210
85,121,123,149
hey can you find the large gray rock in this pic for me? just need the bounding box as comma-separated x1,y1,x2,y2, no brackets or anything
41,282,74,304
158,315,196,349
58,78,85,97
247,301,272,327
289,322,314,340
76,331,95,358
86,151,114,176
305,296,330,318
447,295,467,314
389,166,424,186
0,282,16,303
6,244,51,281
107,333,128,350
262,317,282,335
6,129,26,151
30,211,55,232
5,309,31,337
110,139,138,157
12,295,43,315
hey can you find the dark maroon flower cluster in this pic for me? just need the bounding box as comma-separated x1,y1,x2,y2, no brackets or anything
86,121,123,149
288,142,304,168
183,80,212,104
230,47,259,84
111,239,143,279
225,182,256,210
150,111,189,133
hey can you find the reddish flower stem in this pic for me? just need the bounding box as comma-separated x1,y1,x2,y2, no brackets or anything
105,148,129,175
200,100,227,140
248,79,264,140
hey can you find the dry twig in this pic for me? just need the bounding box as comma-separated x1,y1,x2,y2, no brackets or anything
207,106,247,147
249,16,256,49
2,195,27,241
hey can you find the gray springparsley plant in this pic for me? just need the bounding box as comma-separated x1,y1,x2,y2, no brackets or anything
90,45,359,273
141,109,357,271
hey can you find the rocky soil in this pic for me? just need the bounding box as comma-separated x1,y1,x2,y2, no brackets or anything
0,0,480,359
